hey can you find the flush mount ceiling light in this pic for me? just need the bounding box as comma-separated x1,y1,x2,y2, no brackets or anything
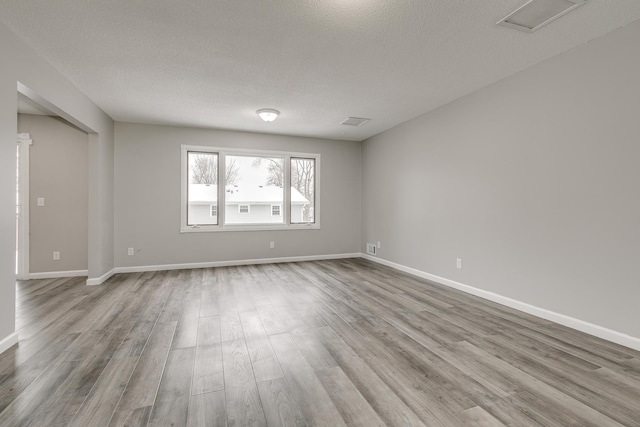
497,0,585,33
257,108,280,122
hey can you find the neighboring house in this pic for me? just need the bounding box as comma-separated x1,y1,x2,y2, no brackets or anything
188,184,309,225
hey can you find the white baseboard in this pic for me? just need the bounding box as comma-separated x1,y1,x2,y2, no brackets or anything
86,269,116,286
361,254,640,352
0,332,19,355
115,253,361,274
29,270,88,280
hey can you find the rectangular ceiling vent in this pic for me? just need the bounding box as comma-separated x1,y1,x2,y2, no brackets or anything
341,117,370,126
497,0,585,33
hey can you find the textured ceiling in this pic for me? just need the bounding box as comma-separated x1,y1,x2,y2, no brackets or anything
2,1,640,141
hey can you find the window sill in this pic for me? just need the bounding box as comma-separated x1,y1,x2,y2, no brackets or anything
180,223,320,233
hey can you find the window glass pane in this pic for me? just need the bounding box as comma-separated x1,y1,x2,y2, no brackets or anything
225,155,284,225
290,158,315,224
187,152,218,225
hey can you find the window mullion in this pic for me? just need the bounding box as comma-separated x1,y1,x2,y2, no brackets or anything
218,152,226,227
181,147,188,229
284,155,291,225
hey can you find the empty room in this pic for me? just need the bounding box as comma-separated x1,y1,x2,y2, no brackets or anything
1,1,640,426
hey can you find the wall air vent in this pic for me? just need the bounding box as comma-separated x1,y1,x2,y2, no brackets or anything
497,0,585,33
341,117,370,126
366,243,377,255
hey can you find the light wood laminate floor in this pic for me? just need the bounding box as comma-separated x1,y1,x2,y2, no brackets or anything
1,258,640,426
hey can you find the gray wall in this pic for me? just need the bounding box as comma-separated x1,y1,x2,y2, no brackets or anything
362,21,640,338
18,114,88,273
115,122,361,267
0,21,114,347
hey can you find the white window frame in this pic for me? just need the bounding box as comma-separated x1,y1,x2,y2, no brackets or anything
271,204,281,216
238,204,250,214
290,157,317,225
181,145,320,232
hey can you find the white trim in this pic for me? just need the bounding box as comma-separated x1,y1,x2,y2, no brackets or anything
180,144,321,232
290,156,319,226
29,270,88,279
181,144,320,159
361,254,640,352
115,253,360,274
86,269,116,286
180,146,189,230
180,223,320,233
0,332,19,355
284,156,291,225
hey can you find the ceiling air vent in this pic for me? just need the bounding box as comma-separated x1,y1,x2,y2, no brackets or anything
497,0,585,33
341,117,370,127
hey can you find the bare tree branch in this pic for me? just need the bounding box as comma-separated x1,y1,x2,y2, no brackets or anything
225,158,240,185
190,154,240,185
253,157,285,186
191,154,216,184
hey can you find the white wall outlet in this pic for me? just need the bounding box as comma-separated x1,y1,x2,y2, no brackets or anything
377,241,381,249
37,197,45,206
53,251,60,261
269,241,275,249
128,247,135,256
456,258,463,269
366,243,377,255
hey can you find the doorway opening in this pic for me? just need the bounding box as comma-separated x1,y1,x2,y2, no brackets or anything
16,90,90,280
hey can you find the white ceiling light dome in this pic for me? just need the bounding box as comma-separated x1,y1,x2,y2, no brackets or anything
257,109,280,122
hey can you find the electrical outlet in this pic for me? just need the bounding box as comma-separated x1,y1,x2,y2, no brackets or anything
269,241,275,249
377,241,381,249
128,247,135,256
53,251,60,261
456,258,463,269
37,197,45,206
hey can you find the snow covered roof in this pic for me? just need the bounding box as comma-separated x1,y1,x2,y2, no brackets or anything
188,184,309,204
